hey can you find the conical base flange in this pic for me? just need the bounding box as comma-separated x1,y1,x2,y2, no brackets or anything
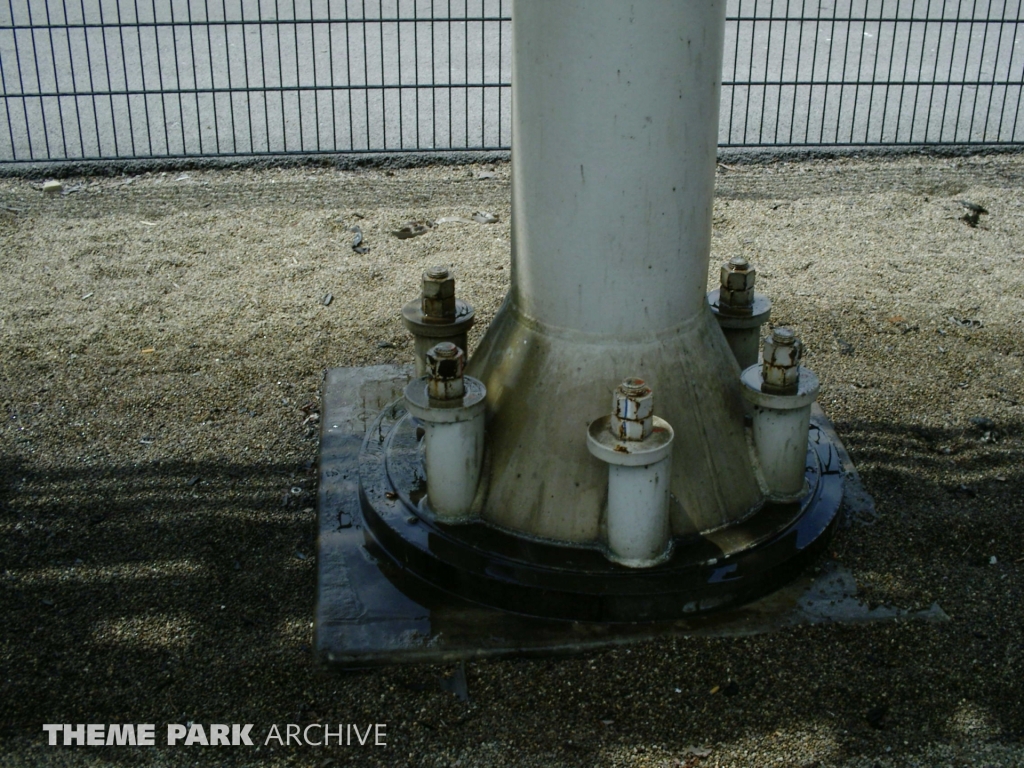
465,296,766,544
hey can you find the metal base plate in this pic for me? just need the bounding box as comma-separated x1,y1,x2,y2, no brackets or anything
315,366,936,668
358,406,842,622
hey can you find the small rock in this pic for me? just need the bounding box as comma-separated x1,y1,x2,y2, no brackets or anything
958,199,988,215
475,170,497,180
349,225,369,254
186,476,200,487
377,341,395,349
392,220,434,239
295,551,308,561
42,180,63,195
969,416,995,430
950,316,984,328
322,292,333,306
957,200,988,228
989,555,998,565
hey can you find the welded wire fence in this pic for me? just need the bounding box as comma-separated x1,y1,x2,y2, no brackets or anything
723,0,1024,146
1,1,1022,164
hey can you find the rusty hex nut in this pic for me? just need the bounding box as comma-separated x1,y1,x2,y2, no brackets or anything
761,327,803,394
719,256,756,311
421,266,457,320
426,342,466,401
611,377,654,441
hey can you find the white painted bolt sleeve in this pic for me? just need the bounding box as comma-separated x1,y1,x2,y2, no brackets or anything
422,417,485,520
404,376,487,520
750,405,813,500
587,414,675,567
606,458,673,567
740,365,820,501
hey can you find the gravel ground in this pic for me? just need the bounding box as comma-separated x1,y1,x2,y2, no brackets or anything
1,154,1022,767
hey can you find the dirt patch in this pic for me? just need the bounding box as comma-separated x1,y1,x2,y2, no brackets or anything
1,155,1022,767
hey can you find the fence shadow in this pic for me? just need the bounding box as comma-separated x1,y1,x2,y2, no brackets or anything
1,413,1021,764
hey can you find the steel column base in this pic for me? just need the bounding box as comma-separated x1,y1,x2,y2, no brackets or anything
316,366,887,668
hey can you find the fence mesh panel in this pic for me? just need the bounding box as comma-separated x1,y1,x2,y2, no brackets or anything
1,1,1021,163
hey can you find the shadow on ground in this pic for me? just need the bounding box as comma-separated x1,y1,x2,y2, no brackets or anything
1,414,1021,766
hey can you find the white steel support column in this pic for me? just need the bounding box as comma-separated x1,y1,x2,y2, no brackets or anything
467,0,764,544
